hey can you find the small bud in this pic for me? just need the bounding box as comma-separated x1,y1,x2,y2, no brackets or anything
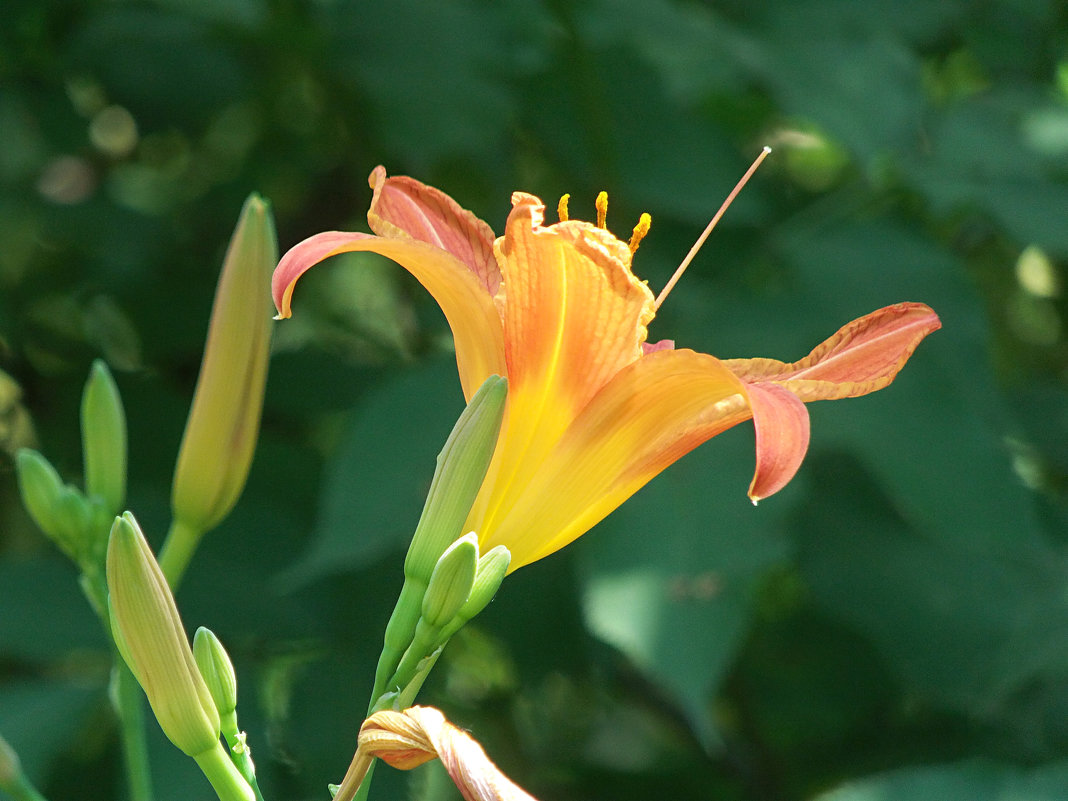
434,545,510,648
193,627,238,719
106,512,221,756
460,545,510,621
171,194,276,536
405,376,507,583
422,533,479,629
81,359,127,514
16,449,98,562
16,449,73,554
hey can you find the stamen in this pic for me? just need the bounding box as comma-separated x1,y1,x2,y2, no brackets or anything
654,146,772,310
558,194,570,222
628,213,652,254
595,191,608,228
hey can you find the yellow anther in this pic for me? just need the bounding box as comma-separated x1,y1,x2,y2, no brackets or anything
595,191,608,228
557,194,570,222
628,213,652,254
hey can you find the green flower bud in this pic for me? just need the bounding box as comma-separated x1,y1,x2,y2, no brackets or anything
81,359,127,514
193,627,238,719
460,544,510,621
16,449,71,553
171,194,276,537
404,375,507,583
106,512,221,756
421,533,479,629
434,545,510,649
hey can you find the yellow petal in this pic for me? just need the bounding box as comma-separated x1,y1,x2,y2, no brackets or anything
465,193,657,536
477,348,750,570
272,231,505,399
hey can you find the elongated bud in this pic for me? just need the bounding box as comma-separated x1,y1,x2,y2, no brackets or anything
193,627,238,719
106,512,221,756
171,194,276,536
81,359,127,514
422,533,479,629
405,376,507,583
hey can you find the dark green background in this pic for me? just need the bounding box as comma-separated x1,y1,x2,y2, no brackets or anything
2,1,1066,799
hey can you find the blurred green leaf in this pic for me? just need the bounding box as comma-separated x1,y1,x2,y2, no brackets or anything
283,358,465,586
578,425,792,746
815,759,1068,801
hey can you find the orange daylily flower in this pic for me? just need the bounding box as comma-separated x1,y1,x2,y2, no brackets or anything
273,167,940,572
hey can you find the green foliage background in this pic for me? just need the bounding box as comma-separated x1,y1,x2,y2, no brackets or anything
2,0,1067,799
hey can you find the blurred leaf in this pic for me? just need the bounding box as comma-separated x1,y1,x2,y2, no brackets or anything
326,0,516,170
815,759,1068,801
797,452,1068,714
0,557,105,661
577,425,792,746
0,682,100,786
282,358,465,586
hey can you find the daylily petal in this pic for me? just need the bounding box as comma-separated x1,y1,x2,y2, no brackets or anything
466,193,658,535
475,348,751,570
366,167,502,297
743,382,810,503
723,302,940,401
272,231,505,397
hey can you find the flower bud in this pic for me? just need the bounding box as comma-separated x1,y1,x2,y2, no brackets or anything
421,533,479,629
171,194,276,536
16,449,97,562
16,449,72,553
193,627,238,719
404,375,506,583
106,512,221,756
459,545,510,622
81,359,127,515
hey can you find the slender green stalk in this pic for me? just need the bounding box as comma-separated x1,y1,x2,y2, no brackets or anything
157,517,204,589
110,661,154,801
193,743,256,801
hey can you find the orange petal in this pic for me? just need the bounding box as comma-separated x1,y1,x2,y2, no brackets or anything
466,193,658,535
744,382,810,503
366,166,502,296
474,349,752,570
272,231,505,398
723,302,941,401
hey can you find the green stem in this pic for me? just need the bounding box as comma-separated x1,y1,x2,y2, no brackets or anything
158,517,205,589
111,661,154,801
193,743,255,801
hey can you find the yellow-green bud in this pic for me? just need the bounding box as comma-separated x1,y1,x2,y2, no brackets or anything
106,512,221,756
460,544,510,621
404,375,506,583
81,359,127,514
171,194,276,536
16,449,72,554
193,627,238,718
421,533,479,629
434,545,510,648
